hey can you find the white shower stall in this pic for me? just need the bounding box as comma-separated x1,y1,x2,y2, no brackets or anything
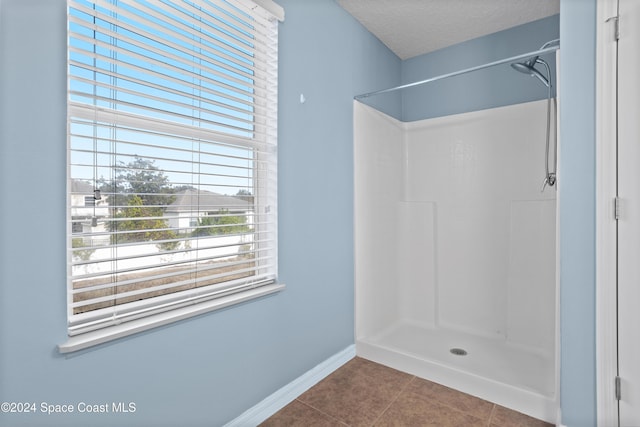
354,98,558,421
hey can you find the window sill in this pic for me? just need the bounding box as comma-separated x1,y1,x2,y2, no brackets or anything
58,283,285,354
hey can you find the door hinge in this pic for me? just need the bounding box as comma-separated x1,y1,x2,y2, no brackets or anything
606,16,620,41
615,197,621,220
615,376,622,401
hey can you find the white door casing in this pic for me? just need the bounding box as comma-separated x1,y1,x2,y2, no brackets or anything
596,0,619,423
617,0,640,424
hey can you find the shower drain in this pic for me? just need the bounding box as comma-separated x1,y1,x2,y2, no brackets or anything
449,348,468,356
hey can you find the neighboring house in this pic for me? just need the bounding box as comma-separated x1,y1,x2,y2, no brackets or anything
165,188,252,233
70,179,110,245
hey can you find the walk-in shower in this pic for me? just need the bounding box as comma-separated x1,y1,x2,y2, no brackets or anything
354,41,559,422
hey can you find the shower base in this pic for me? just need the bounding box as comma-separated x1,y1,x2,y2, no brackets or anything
356,321,557,423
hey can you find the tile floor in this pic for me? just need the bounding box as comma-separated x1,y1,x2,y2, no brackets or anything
260,357,553,427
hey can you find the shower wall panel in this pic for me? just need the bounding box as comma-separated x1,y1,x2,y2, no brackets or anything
403,100,556,351
507,199,556,353
355,99,556,359
396,201,437,327
354,102,404,338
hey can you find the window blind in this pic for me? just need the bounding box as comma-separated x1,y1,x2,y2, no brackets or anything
67,0,279,336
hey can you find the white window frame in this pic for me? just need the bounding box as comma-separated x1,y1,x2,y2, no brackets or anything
61,0,284,353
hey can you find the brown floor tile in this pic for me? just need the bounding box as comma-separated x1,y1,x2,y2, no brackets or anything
374,391,486,427
339,357,414,384
261,357,553,427
297,358,412,426
405,376,494,421
490,405,554,427
259,400,346,427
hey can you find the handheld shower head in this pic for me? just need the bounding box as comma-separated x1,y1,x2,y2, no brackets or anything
510,57,550,87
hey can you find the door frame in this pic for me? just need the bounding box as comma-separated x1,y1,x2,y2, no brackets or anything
596,0,619,424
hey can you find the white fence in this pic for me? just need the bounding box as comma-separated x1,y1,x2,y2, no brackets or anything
72,234,251,277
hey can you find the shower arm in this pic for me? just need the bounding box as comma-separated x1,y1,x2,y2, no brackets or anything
540,38,560,50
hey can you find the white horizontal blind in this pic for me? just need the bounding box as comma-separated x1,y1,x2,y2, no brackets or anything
67,0,278,335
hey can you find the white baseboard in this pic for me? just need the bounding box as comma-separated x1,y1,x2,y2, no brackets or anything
225,345,356,427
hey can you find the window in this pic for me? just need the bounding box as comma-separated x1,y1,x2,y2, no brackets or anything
65,0,283,350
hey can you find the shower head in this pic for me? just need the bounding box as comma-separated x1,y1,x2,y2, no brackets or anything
511,57,550,87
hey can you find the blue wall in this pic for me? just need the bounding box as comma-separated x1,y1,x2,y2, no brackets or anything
559,0,598,425
401,15,560,121
0,0,399,426
0,0,601,426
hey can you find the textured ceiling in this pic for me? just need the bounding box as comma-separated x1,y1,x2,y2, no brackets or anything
337,0,560,60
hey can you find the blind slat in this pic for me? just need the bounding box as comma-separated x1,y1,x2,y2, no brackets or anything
67,25,266,98
68,279,278,336
72,261,275,307
71,244,275,282
71,1,270,80
69,117,274,153
69,103,273,151
70,91,261,138
69,71,267,121
72,250,272,288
